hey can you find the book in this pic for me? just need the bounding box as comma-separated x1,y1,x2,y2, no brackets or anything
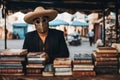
0,69,23,73
42,64,54,76
53,58,71,65
55,67,72,72
27,52,48,59
26,68,43,74
95,61,118,66
92,51,118,58
73,64,94,68
26,64,44,68
0,56,25,62
55,72,72,76
74,53,92,60
96,47,117,53
73,71,96,77
73,59,93,64
95,57,117,62
0,49,28,56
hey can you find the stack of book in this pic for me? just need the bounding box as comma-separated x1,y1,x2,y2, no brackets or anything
72,53,95,77
53,58,72,76
0,49,28,75
93,47,118,74
26,52,48,76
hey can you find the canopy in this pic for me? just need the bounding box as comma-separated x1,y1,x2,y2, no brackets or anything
70,21,89,27
49,19,69,27
12,23,28,27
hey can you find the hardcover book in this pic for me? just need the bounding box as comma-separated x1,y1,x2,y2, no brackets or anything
0,49,28,56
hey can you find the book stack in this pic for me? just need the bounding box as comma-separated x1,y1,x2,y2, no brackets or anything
26,52,48,76
92,47,118,74
72,53,95,77
0,49,28,76
53,58,72,76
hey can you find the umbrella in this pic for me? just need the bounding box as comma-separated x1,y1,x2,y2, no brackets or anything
49,19,69,27
12,23,28,27
70,21,88,27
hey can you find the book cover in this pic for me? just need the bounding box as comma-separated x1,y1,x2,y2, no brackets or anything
0,49,28,56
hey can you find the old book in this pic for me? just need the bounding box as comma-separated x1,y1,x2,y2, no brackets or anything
27,52,48,59
26,74,42,76
0,68,23,73
55,67,72,72
27,60,45,64
95,61,118,66
95,68,118,74
26,64,44,68
42,64,54,76
92,51,118,58
96,47,117,53
0,49,28,56
74,53,92,60
0,73,24,76
26,68,43,74
54,64,71,68
0,61,21,64
73,71,96,77
95,57,117,62
55,71,72,76
53,58,71,65
73,64,94,68
73,67,94,71
42,72,54,76
0,56,25,62
73,59,93,64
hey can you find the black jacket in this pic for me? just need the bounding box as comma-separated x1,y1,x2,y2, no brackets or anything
23,29,69,62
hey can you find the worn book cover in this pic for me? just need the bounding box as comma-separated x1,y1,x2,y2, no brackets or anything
73,71,96,77
0,49,28,56
54,58,71,64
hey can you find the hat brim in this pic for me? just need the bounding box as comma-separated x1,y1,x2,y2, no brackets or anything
24,10,58,24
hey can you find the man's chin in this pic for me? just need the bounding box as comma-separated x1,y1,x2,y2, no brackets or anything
38,31,47,34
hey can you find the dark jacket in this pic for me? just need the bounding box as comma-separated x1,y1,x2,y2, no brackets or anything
23,29,69,62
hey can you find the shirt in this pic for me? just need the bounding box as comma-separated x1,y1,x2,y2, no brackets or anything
88,30,94,37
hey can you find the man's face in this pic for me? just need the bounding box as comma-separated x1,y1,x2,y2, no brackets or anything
33,16,49,34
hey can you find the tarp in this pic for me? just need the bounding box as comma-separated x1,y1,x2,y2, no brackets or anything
12,23,28,27
70,21,88,27
49,19,69,27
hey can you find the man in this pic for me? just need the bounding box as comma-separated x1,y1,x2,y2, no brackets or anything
88,29,94,46
23,6,69,63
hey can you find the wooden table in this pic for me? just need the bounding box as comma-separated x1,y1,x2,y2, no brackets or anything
0,74,120,80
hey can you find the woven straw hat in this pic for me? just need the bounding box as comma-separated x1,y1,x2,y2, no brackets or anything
24,6,58,24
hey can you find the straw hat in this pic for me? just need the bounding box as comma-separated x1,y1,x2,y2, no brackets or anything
24,6,58,24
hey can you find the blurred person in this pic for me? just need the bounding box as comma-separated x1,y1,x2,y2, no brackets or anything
23,6,69,63
88,29,94,46
64,26,68,40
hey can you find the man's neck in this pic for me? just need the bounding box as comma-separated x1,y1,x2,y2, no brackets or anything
38,31,48,43
38,31,48,37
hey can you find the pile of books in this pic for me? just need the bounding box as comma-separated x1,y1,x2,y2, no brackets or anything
26,52,48,76
0,49,28,75
93,47,118,74
53,58,72,76
72,53,95,77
